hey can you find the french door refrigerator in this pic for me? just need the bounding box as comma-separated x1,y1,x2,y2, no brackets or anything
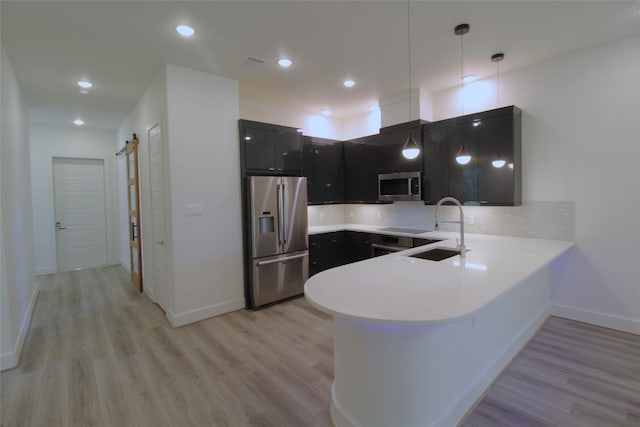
246,176,308,308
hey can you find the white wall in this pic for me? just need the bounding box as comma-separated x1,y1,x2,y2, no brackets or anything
433,36,640,333
1,47,38,370
119,64,245,326
165,64,244,324
118,67,169,305
30,125,119,274
240,97,381,140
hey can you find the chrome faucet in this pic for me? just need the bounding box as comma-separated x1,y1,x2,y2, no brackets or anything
434,197,466,258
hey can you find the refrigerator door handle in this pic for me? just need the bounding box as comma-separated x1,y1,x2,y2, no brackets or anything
256,252,308,266
277,183,285,248
282,183,289,245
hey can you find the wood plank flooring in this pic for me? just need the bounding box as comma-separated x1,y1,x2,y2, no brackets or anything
0,266,334,427
462,317,640,427
1,265,638,427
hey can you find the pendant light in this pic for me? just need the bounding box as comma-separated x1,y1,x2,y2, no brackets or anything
491,52,506,168
455,23,471,166
401,0,421,160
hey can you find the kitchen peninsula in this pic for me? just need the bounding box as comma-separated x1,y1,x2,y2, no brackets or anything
305,230,573,427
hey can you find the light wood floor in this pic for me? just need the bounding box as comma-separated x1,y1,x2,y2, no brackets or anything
1,266,639,427
462,317,640,427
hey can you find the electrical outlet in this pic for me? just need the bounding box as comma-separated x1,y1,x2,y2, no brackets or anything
319,212,325,221
468,215,476,225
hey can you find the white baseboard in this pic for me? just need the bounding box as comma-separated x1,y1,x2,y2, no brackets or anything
36,266,56,275
551,303,640,335
166,298,245,327
0,282,40,371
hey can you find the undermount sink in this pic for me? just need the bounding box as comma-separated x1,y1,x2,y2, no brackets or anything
408,247,465,261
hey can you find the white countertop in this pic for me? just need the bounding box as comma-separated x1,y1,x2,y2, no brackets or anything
304,227,574,325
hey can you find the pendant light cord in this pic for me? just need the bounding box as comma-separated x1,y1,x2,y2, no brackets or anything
407,0,412,122
460,32,465,115
496,60,500,108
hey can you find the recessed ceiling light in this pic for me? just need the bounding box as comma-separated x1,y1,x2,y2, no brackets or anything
77,81,93,89
175,24,195,37
322,109,332,116
462,75,477,84
79,90,89,95
244,136,252,141
278,58,293,68
343,80,356,88
73,119,85,126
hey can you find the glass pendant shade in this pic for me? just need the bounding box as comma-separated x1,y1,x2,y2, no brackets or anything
492,159,506,168
455,145,471,165
402,132,420,159
492,148,506,168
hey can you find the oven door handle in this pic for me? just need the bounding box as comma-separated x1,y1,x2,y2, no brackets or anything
370,243,408,252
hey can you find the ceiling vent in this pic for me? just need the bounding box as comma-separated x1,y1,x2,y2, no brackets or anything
243,56,268,67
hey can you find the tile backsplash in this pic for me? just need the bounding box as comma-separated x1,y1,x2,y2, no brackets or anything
308,201,575,241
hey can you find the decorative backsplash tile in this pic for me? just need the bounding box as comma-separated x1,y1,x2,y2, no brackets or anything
309,201,575,241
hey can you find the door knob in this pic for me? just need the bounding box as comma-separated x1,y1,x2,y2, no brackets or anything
55,222,67,230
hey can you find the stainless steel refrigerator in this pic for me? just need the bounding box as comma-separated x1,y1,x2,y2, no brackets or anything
246,176,308,308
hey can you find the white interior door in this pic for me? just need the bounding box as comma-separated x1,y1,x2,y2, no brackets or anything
148,124,168,310
53,157,108,272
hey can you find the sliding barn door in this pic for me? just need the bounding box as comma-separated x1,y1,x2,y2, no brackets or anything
126,137,143,292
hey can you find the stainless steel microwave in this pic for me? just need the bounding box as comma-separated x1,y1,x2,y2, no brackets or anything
378,172,422,201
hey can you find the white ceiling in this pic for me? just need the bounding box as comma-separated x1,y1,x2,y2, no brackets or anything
2,1,639,130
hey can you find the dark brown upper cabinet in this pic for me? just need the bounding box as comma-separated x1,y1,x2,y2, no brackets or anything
423,106,522,206
303,136,344,204
239,119,303,176
377,120,426,173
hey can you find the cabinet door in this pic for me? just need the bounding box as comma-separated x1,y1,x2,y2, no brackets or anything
275,131,303,174
304,137,344,204
448,121,479,204
317,141,344,203
345,231,372,263
378,126,423,173
309,232,346,276
303,137,316,201
423,124,449,204
309,234,324,277
344,139,379,203
478,114,515,205
243,126,276,172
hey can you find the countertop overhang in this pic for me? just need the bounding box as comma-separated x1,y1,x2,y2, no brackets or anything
304,226,574,326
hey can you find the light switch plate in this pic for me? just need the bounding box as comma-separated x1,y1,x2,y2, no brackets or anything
184,204,204,216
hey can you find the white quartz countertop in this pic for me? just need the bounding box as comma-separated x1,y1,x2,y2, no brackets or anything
304,228,574,326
